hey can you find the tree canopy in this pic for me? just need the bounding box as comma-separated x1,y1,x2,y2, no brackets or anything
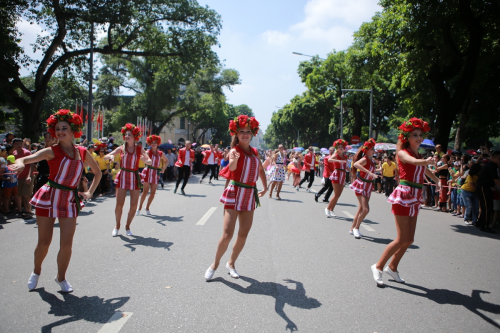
265,0,500,150
1,0,222,139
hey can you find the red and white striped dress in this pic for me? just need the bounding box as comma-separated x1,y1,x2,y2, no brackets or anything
329,153,348,185
30,145,85,218
141,150,162,184
388,148,426,217
114,145,143,190
350,158,375,198
220,145,260,211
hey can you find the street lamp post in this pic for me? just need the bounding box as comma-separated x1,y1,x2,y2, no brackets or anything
293,52,375,139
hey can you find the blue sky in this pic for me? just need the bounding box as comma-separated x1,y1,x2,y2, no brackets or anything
200,0,381,131
17,0,381,131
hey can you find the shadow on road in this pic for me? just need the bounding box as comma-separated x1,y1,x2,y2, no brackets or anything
35,287,129,333
388,283,500,329
276,199,303,203
212,276,321,332
143,215,183,226
450,225,500,240
335,202,357,207
118,235,173,252
183,194,207,198
361,235,420,249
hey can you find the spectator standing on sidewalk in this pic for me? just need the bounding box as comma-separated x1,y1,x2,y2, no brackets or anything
475,151,500,233
165,148,176,181
13,138,34,219
382,156,398,198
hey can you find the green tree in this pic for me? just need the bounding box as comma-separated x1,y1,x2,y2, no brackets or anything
0,0,222,139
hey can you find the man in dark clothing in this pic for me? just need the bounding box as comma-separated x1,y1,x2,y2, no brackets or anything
476,151,500,233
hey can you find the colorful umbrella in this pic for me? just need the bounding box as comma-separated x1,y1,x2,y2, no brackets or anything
375,143,397,151
420,139,435,149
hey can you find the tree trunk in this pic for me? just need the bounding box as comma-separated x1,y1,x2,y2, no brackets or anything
351,103,362,137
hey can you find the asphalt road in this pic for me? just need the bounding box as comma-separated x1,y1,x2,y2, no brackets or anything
1,174,500,333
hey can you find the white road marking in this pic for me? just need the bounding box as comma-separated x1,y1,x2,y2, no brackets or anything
361,224,375,232
310,189,318,193
342,211,375,231
196,207,217,225
342,211,354,218
97,312,133,333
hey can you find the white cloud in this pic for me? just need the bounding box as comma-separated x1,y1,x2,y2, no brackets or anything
260,0,380,51
261,30,292,46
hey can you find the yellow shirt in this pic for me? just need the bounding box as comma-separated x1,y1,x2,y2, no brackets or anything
95,155,109,170
111,168,120,181
382,162,397,177
138,156,145,168
91,152,97,159
461,175,477,192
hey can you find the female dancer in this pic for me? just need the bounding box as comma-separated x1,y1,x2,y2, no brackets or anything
11,109,102,292
95,143,110,196
268,147,286,200
434,154,451,212
205,115,267,280
371,118,440,286
105,123,151,237
349,139,381,238
325,139,349,217
138,135,167,215
290,152,302,189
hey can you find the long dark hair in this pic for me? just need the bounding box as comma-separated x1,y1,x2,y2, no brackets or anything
468,163,481,177
350,150,365,180
230,135,239,148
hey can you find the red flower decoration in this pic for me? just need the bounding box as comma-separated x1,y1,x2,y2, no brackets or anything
45,109,84,139
229,115,259,137
121,123,142,140
398,117,431,143
146,135,161,145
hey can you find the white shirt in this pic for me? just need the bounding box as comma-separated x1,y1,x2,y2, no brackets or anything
207,151,215,165
184,151,190,166
309,154,314,170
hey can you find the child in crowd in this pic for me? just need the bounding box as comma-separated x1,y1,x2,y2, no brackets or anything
111,161,120,196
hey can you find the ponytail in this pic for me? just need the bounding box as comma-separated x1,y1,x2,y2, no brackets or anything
350,150,365,181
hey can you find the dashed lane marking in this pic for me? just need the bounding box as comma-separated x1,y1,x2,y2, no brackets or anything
97,312,133,333
342,211,375,232
196,207,217,225
342,211,354,218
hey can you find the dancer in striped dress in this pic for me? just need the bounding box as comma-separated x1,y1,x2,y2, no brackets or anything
10,109,102,293
371,118,439,286
325,139,349,217
205,115,267,281
349,139,382,239
138,135,167,215
105,124,151,237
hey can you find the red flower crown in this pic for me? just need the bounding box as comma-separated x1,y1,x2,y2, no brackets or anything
46,109,83,139
229,115,260,136
360,138,376,153
121,123,142,141
97,143,107,151
398,117,431,143
333,139,348,150
146,135,161,145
